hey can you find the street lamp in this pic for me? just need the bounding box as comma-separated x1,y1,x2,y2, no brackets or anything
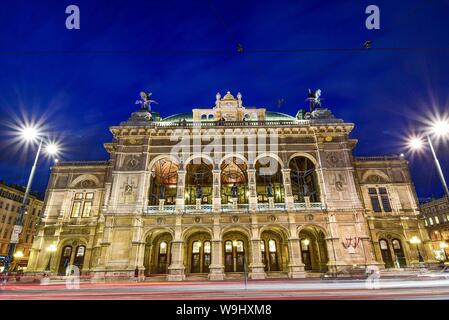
45,244,57,272
410,236,424,263
1,125,60,280
408,119,449,198
440,242,448,262
13,251,24,271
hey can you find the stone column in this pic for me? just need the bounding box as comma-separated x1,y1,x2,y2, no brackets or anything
287,237,306,278
175,170,186,212
168,215,185,281
282,169,294,210
247,168,257,211
212,169,221,211
248,215,266,279
209,214,224,280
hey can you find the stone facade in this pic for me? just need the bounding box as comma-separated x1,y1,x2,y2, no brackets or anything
26,91,436,280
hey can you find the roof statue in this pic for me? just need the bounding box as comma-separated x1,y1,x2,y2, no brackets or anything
306,89,322,112
135,91,158,112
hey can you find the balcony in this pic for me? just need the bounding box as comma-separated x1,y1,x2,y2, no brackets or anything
143,202,326,215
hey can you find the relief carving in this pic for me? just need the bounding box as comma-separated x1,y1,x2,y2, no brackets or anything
325,151,345,167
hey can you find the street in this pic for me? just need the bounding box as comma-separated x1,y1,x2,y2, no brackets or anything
2,277,449,300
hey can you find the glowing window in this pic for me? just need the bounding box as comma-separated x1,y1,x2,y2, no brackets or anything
392,239,401,250
82,202,92,217
192,241,201,254
76,246,85,257
159,241,167,254
260,241,265,252
71,202,81,217
236,240,244,253
379,239,388,250
85,193,94,200
74,193,83,200
268,239,277,253
225,241,232,253
204,241,211,254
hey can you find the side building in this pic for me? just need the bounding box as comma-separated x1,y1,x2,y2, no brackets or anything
27,91,436,280
0,182,44,271
420,196,449,262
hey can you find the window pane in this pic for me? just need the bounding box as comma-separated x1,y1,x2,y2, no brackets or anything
368,188,377,195
381,195,392,212
204,241,211,254
260,241,265,252
71,202,81,217
392,240,401,250
236,240,244,253
301,239,309,251
435,216,440,224
85,192,94,199
268,239,276,252
159,241,167,254
76,246,85,257
63,246,72,257
192,241,201,253
370,196,382,212
82,202,93,217
380,240,388,250
378,188,387,194
225,241,232,253
75,193,83,200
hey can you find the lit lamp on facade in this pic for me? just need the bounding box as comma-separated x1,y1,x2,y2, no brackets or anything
303,239,310,246
410,236,424,263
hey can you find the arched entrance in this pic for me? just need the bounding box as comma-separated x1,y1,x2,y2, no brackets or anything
220,157,248,205
144,230,173,275
148,158,179,205
289,156,320,203
185,158,213,205
260,229,287,272
57,243,86,275
255,156,284,203
185,231,212,274
222,231,249,273
298,226,328,272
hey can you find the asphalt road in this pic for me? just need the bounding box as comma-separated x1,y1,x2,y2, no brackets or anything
2,277,449,300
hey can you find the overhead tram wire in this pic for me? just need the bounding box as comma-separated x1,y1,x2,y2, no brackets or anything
1,47,449,56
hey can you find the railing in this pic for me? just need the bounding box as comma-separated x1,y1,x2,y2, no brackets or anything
55,160,110,167
143,202,326,214
354,155,403,162
150,120,311,128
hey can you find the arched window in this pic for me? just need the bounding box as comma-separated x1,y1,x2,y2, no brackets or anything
224,240,233,272
58,245,72,275
221,157,248,204
191,241,202,273
260,241,266,266
267,239,279,271
289,157,319,203
203,241,211,272
392,239,406,267
300,238,312,270
379,239,393,268
255,157,284,203
73,245,86,272
157,241,169,273
149,159,179,205
185,159,213,205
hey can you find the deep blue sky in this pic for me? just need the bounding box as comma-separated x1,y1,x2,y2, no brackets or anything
0,0,448,199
